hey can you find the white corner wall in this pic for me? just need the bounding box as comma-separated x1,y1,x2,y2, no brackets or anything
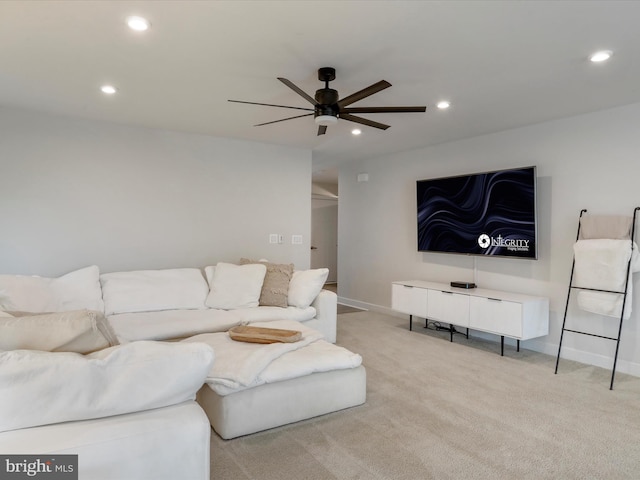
339,101,640,376
0,107,312,276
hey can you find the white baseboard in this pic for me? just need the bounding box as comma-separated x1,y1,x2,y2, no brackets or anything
337,298,640,378
337,296,396,315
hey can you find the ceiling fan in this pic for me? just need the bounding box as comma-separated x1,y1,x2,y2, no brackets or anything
229,67,427,136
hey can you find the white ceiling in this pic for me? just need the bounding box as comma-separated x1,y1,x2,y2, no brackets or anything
2,1,640,183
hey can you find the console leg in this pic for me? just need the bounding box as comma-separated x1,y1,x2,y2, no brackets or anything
501,336,504,356
409,315,413,331
517,339,520,352
450,325,454,342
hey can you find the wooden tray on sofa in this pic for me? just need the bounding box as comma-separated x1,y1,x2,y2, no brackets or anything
228,325,302,344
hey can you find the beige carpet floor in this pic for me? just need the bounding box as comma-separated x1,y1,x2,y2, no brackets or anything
210,311,640,479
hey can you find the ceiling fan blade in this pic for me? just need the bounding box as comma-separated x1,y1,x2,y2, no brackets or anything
341,106,426,114
229,99,314,112
277,78,317,106
254,113,313,127
340,113,390,130
337,80,392,108
318,125,327,136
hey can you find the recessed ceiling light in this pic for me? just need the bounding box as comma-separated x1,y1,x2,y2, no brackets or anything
351,129,362,135
590,50,613,63
437,101,451,110
100,85,117,95
126,16,151,32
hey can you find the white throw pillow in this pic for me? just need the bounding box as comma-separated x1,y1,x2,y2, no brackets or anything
0,266,104,313
288,268,329,308
0,341,214,433
205,262,266,309
100,268,209,316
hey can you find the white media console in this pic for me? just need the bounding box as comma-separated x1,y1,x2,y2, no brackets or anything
391,280,549,355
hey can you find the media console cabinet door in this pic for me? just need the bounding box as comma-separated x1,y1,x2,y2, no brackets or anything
469,296,522,338
392,284,428,318
427,289,470,327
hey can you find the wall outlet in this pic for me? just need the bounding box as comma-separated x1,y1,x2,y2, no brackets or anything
269,234,279,244
291,234,303,245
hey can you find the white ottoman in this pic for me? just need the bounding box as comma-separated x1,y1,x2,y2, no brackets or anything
184,322,366,440
197,364,366,439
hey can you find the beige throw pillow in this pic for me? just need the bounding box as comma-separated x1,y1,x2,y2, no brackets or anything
0,310,119,354
240,258,294,308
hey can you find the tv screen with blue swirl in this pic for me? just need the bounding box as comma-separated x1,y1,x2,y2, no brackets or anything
417,166,537,259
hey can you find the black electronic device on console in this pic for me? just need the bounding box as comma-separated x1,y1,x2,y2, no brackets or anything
450,281,477,289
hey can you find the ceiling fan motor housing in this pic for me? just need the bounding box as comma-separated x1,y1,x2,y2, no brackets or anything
315,88,339,118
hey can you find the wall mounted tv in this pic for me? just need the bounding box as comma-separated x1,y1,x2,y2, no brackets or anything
417,166,537,259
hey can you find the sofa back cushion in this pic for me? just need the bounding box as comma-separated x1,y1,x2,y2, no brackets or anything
0,310,119,354
0,341,214,433
0,265,104,313
100,268,209,316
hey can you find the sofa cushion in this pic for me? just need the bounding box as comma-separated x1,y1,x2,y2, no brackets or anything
239,258,294,308
233,305,316,324
288,268,329,308
0,341,214,433
0,310,119,354
100,268,209,316
108,309,243,342
0,265,104,313
205,262,267,309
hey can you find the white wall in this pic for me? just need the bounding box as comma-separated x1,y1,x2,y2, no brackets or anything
0,107,312,276
339,101,640,376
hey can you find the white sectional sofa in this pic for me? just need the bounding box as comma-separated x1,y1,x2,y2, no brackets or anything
0,262,365,477
100,264,337,344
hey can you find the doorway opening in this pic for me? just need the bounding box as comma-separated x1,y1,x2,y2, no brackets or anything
311,168,338,288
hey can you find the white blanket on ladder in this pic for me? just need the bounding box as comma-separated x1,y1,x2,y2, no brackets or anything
573,240,640,319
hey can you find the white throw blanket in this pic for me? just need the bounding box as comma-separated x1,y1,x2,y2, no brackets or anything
573,240,640,319
257,339,362,387
183,320,362,395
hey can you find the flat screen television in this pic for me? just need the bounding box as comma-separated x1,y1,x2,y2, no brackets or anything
417,166,537,259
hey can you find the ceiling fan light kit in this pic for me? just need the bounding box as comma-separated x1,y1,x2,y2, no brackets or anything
229,67,426,136
315,115,338,126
